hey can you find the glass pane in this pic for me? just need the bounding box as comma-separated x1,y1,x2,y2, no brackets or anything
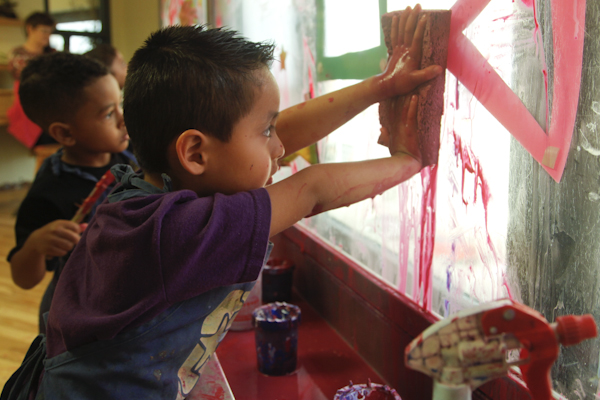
324,0,380,57
56,20,102,33
68,35,95,54
49,34,65,51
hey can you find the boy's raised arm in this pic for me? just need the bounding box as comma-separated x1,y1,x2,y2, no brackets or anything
276,4,442,156
267,94,421,237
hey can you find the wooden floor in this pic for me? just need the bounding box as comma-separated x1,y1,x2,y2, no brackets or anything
0,185,51,387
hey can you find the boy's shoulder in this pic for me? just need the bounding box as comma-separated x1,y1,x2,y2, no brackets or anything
26,152,132,205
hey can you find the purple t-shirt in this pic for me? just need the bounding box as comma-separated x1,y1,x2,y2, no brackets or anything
46,168,271,359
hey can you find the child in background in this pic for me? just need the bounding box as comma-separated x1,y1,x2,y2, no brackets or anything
7,11,57,148
6,52,136,334
85,44,128,89
2,6,440,399
8,12,55,80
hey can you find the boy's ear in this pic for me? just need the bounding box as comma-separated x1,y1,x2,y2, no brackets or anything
47,122,76,146
175,129,210,176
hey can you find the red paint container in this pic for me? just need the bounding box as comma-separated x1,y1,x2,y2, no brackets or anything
262,258,295,303
252,302,301,376
333,381,402,400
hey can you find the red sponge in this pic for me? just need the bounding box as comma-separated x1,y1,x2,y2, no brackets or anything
380,10,451,167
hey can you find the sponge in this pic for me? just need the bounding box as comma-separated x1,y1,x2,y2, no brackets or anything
380,10,451,167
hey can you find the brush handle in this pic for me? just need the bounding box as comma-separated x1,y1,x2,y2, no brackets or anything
71,171,115,224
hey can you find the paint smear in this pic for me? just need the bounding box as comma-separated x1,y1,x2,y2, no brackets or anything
448,0,587,182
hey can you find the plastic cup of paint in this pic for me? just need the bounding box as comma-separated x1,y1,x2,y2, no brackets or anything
262,258,295,303
333,381,402,400
252,302,301,376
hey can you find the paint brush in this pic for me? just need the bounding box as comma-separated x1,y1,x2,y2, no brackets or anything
71,170,115,224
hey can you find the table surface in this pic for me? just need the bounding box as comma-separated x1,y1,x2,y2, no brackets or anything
216,294,387,400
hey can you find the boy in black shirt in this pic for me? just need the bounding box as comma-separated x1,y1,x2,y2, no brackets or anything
7,52,135,333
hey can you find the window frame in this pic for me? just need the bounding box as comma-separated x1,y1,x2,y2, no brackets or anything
44,0,112,51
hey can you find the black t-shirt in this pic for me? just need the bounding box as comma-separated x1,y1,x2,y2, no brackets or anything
7,151,135,272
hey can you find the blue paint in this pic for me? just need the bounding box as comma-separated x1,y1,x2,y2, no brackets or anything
252,302,301,376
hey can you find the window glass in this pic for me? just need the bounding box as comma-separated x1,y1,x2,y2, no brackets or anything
323,0,380,57
49,34,65,52
56,20,102,33
47,0,109,53
67,35,95,54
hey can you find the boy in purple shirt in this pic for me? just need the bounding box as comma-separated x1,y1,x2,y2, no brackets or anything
2,6,441,400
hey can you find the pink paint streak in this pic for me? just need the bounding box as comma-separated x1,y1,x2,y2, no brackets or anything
418,165,438,310
520,0,534,8
448,0,586,181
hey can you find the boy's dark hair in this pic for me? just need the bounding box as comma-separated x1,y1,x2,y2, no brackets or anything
85,44,118,69
24,12,55,34
19,52,109,131
124,25,275,174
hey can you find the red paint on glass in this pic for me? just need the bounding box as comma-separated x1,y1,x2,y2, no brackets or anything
452,132,496,254
417,166,437,310
448,0,586,181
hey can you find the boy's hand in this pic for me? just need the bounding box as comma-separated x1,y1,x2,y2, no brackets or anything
26,219,84,258
379,94,422,164
375,4,443,100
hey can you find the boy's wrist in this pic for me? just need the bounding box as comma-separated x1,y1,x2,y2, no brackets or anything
365,75,391,105
391,150,422,167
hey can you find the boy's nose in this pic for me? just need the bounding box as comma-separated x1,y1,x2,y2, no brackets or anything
117,108,126,129
273,140,285,161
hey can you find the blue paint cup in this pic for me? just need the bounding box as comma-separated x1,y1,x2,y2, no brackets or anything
333,381,402,400
252,302,301,376
262,258,295,303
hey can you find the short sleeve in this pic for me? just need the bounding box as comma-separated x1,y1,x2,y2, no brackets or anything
159,188,271,303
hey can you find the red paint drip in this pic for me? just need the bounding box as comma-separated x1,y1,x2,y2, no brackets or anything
493,14,513,22
308,67,315,99
418,165,438,310
452,132,495,256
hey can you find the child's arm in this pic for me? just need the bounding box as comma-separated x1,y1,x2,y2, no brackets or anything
267,94,420,237
10,219,84,289
276,4,441,156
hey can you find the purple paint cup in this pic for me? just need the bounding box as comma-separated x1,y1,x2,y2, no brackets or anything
333,381,402,400
252,302,301,376
262,258,295,303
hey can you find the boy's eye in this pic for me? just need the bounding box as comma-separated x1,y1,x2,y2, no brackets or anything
105,110,114,119
263,126,274,138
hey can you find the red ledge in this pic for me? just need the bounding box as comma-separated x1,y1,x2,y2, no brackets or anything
216,294,385,400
